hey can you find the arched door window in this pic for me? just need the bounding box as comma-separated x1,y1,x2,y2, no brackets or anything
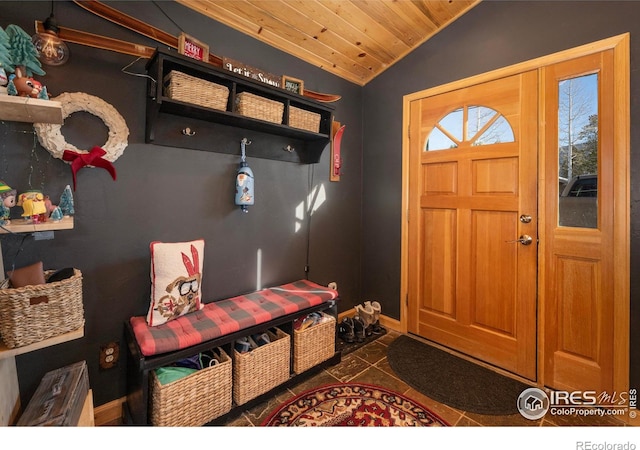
425,105,515,151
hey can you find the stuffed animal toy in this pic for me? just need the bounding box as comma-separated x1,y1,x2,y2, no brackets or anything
8,67,43,98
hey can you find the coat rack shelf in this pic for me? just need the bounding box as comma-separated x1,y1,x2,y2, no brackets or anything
145,49,335,163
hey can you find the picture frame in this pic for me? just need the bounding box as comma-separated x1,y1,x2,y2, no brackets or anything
178,33,209,62
282,75,304,95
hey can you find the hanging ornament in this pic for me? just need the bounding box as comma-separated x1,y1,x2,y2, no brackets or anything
234,138,254,213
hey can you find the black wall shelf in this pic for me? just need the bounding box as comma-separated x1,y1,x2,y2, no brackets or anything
145,49,335,164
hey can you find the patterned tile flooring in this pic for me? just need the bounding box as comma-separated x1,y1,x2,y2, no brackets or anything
218,330,628,427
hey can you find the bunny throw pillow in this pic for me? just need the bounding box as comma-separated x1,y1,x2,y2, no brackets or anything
146,239,205,327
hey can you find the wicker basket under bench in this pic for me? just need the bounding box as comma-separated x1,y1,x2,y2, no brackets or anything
150,347,232,426
232,328,290,405
124,285,340,426
293,312,336,374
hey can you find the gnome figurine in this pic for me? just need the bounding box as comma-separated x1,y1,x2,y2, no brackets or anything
0,180,16,225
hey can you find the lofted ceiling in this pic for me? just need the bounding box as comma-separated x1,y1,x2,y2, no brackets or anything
176,0,481,86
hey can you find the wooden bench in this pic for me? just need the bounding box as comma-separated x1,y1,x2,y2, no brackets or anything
124,280,339,425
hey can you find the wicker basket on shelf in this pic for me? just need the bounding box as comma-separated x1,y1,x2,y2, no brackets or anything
289,106,321,133
150,347,232,426
164,70,229,111
236,92,284,124
0,269,84,349
293,312,336,374
232,327,290,405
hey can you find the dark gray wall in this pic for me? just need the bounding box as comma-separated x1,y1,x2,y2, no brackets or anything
362,1,639,387
1,1,362,407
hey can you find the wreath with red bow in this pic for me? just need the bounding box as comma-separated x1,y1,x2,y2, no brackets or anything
33,92,129,190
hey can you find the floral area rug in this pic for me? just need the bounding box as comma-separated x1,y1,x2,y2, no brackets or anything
261,383,449,427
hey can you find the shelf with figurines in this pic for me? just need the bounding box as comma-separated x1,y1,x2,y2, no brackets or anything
0,23,63,124
0,183,75,235
0,94,63,124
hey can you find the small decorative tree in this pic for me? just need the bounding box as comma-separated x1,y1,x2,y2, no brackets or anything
5,24,45,77
37,85,49,100
0,26,14,74
59,184,74,216
0,26,13,90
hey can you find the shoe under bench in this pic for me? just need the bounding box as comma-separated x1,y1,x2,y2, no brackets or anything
124,284,340,425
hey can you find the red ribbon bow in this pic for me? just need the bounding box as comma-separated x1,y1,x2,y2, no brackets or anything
62,146,117,191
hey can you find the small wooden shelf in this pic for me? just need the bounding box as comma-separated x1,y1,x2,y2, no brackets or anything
0,216,74,234
0,326,84,360
0,95,63,124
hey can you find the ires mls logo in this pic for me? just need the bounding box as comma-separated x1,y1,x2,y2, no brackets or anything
517,387,634,420
549,390,629,410
517,388,550,420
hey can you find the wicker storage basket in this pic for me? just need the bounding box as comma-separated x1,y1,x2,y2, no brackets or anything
164,70,229,111
293,312,336,374
233,327,290,405
289,106,321,133
150,347,232,426
236,92,284,124
0,269,84,349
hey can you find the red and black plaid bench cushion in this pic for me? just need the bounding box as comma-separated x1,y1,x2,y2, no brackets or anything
130,279,338,357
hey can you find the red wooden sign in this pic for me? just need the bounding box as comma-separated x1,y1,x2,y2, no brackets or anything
178,33,209,61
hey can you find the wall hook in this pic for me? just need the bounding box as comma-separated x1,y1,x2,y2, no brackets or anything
182,127,196,136
240,138,251,162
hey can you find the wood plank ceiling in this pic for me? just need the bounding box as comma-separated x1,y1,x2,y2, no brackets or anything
177,0,480,86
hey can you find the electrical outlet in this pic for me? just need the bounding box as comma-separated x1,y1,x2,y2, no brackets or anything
99,341,119,370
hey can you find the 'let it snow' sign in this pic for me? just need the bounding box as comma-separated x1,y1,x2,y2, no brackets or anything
223,57,281,88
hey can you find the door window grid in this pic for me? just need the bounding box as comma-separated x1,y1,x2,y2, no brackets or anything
425,105,515,151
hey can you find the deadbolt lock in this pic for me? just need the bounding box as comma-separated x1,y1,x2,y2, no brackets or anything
520,214,532,224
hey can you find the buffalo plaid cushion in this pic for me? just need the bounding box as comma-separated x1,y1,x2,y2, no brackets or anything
130,279,338,356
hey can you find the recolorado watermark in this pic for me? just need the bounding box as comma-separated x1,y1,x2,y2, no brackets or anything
517,387,637,421
576,442,636,450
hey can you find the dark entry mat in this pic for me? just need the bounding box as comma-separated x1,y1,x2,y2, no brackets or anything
387,334,531,415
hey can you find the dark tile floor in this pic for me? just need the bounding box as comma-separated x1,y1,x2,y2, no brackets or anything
218,330,628,427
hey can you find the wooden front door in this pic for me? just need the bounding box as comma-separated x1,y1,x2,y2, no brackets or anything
403,36,629,406
407,71,538,380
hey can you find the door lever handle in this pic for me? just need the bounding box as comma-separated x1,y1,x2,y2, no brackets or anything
506,235,534,245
